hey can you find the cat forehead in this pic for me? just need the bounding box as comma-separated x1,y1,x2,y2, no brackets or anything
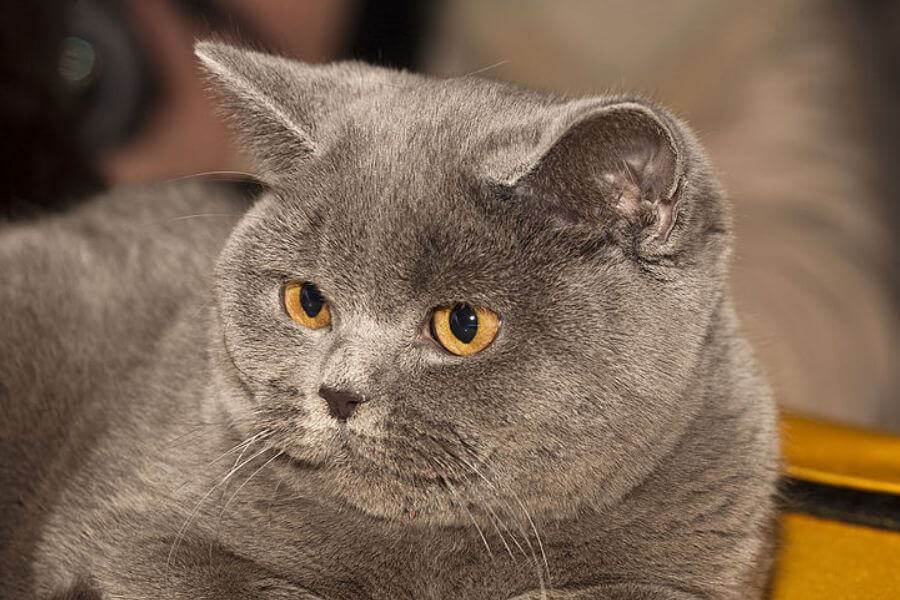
315,74,562,171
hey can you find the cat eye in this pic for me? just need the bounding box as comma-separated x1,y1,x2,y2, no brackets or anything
430,303,500,356
284,282,332,329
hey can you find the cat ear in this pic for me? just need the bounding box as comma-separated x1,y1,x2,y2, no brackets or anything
491,100,685,244
194,41,314,184
194,41,386,185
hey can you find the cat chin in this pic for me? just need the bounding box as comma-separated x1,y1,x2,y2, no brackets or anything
263,441,524,527
265,450,464,525
267,441,594,532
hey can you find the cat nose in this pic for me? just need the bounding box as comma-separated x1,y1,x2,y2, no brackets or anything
318,385,365,421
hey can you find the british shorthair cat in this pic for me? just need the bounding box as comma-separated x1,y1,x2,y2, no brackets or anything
0,42,778,599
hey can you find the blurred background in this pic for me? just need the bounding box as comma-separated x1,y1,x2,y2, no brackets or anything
2,0,898,431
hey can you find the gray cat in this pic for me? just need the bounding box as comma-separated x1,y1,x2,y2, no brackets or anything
0,42,778,599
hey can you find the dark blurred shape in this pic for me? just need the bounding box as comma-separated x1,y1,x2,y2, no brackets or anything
1,0,440,220
62,0,157,155
0,1,105,217
856,0,900,289
346,0,441,69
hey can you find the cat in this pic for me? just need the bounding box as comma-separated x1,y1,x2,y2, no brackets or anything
0,42,778,599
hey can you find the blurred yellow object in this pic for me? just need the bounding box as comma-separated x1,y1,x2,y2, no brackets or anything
782,412,900,495
772,414,900,598
772,513,900,599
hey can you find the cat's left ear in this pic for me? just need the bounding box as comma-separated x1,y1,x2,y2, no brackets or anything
194,41,314,185
489,100,688,245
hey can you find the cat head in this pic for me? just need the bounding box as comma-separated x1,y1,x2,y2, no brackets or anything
197,42,731,524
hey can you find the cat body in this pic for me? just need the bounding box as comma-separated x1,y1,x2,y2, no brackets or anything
0,44,777,599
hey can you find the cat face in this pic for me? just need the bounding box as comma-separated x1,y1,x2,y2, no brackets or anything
199,42,731,523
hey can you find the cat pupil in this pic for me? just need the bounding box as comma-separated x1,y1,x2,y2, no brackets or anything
300,283,325,318
449,303,478,343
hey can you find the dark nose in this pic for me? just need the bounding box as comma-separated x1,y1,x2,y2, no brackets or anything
318,385,365,421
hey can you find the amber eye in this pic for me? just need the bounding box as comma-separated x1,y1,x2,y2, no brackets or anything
284,282,332,329
430,303,500,356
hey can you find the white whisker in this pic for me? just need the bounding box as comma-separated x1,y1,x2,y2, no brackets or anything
167,212,247,223
457,455,549,596
172,429,270,493
461,60,510,78
164,170,257,184
509,488,551,591
439,471,494,561
432,454,518,563
165,444,271,578
220,450,283,517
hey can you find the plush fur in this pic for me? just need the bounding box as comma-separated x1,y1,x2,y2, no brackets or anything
0,42,778,599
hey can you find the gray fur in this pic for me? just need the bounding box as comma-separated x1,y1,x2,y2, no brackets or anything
0,42,778,599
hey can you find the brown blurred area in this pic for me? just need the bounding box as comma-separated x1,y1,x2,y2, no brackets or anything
2,1,898,429
0,0,437,205
101,0,355,184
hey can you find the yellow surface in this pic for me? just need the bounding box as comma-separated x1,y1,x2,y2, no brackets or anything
781,413,900,495
771,513,900,599
774,414,900,598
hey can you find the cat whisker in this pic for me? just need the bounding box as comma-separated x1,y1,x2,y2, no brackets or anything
442,475,495,562
134,205,268,238
420,451,495,563
457,456,550,598
461,59,510,78
166,212,249,223
507,485,551,593
210,449,283,570
163,417,233,448
165,443,272,580
479,461,551,592
452,455,531,544
165,423,215,447
171,429,271,493
217,439,272,488
434,443,530,561
513,494,549,578
493,500,539,575
164,170,258,184
471,488,518,562
435,454,521,563
136,212,265,236
222,431,265,497
267,475,285,528
432,452,545,600
482,494,529,560
210,430,270,468
220,450,283,518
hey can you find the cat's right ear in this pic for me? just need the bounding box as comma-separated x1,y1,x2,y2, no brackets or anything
194,41,385,186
